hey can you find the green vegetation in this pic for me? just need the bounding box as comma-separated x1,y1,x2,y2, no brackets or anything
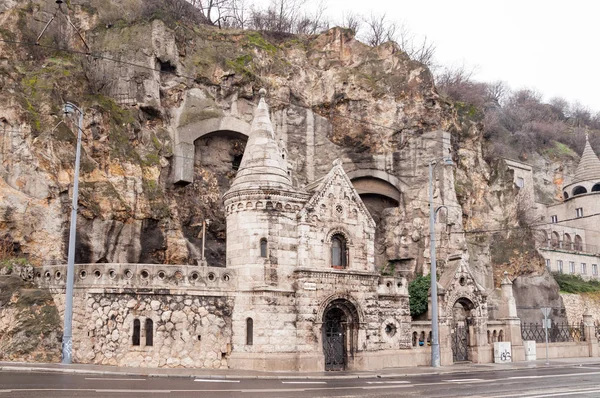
408,274,431,318
544,141,579,160
245,32,277,53
553,273,600,294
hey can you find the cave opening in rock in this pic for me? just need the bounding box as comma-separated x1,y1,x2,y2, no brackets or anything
351,176,402,271
156,58,176,74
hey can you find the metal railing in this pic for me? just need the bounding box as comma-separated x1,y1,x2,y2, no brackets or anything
521,322,585,343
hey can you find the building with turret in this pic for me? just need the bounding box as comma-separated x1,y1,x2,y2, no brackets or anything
35,92,513,371
539,137,600,278
505,137,600,279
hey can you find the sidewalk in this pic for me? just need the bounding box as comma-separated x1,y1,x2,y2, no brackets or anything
1,357,599,380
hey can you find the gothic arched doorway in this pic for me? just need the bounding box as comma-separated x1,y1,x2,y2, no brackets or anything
321,299,359,371
451,297,474,362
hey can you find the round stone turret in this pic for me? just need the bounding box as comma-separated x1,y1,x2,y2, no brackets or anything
224,90,292,195
562,135,600,200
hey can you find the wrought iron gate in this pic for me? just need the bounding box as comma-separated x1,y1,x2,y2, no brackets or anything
323,317,346,370
452,326,469,362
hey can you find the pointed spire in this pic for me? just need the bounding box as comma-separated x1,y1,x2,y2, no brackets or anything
227,89,292,192
572,135,600,183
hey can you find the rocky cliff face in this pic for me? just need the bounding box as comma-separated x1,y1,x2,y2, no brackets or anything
0,1,545,294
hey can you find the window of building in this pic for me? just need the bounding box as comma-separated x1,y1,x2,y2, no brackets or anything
581,263,587,275
259,238,268,258
331,234,348,268
550,215,558,223
145,319,153,346
593,264,598,276
574,235,583,251
550,231,560,248
246,318,253,345
132,319,140,346
545,259,551,271
557,260,563,273
576,208,584,218
516,177,524,188
569,261,575,274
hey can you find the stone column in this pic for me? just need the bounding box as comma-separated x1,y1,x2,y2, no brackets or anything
583,312,598,357
498,272,524,360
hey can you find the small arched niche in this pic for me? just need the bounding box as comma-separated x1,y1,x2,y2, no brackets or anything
592,183,600,192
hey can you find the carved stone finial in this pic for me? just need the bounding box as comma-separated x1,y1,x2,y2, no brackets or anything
333,159,342,167
259,88,267,98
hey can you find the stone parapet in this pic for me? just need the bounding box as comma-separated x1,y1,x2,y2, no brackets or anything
34,263,236,292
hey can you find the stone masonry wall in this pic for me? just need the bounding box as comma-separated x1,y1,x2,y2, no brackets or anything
561,292,600,325
64,292,233,368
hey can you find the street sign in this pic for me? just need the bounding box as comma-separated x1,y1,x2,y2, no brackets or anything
541,307,551,317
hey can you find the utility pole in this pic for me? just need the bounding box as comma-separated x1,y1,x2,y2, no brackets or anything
428,157,454,368
62,102,83,365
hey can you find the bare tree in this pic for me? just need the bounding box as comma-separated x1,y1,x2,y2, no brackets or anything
340,11,361,35
362,12,396,46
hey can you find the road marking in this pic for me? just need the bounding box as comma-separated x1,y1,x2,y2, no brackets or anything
85,378,146,381
99,390,171,394
194,379,240,383
525,389,600,398
488,387,600,398
281,381,327,384
444,378,485,383
366,381,411,384
506,376,543,380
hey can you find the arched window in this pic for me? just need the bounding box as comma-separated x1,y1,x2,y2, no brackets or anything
260,238,268,258
574,235,583,251
550,232,560,248
498,330,504,342
331,234,347,268
246,318,253,345
145,319,153,347
573,186,587,196
564,233,572,250
564,191,569,200
132,319,140,346
412,331,418,347
592,183,600,192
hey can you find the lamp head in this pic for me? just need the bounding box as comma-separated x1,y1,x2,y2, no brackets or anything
442,157,454,166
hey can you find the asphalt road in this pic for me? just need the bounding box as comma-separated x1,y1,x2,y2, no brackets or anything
1,364,600,397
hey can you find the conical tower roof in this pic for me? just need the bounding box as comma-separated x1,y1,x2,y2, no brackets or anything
572,136,600,183
227,90,292,192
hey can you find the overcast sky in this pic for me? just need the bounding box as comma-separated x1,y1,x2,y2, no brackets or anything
262,0,600,111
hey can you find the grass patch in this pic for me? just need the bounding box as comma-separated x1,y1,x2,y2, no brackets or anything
553,273,600,294
544,141,578,161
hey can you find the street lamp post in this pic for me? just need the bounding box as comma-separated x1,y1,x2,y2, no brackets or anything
429,157,454,368
201,219,211,264
62,102,84,365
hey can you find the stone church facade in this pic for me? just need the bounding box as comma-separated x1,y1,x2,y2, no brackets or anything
36,92,522,371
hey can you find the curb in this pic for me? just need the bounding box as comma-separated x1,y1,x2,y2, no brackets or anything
1,360,599,380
